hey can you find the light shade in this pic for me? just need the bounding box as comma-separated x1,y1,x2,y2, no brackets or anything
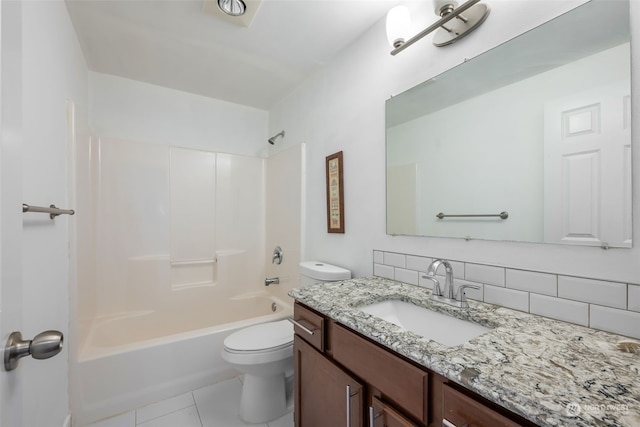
218,0,246,16
433,0,459,16
386,5,411,48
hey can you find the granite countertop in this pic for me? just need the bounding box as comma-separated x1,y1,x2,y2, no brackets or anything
288,277,640,427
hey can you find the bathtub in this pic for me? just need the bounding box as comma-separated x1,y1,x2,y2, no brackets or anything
73,292,292,426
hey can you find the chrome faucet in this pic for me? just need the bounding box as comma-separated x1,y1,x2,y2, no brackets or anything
426,259,455,299
423,259,479,308
265,277,280,286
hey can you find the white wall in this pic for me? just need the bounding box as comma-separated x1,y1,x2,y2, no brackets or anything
269,0,640,285
21,1,88,426
89,72,269,157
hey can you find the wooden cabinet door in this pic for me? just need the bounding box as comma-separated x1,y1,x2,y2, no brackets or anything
294,335,364,427
370,397,419,427
442,384,527,427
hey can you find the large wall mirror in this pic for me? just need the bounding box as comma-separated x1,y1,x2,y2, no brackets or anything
386,0,632,248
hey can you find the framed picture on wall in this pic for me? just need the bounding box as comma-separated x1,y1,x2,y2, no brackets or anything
326,151,344,233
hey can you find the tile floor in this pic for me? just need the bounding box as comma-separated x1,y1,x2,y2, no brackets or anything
84,377,294,427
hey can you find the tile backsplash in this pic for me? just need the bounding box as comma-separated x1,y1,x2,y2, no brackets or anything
373,250,640,339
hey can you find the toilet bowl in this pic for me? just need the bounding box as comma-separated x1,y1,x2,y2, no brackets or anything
222,319,294,423
221,261,351,423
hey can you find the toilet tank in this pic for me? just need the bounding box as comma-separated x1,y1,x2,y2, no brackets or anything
299,261,351,287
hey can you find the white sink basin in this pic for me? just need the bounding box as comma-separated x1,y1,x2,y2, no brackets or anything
358,299,490,347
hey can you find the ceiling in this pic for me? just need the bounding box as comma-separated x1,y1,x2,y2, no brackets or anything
65,0,399,110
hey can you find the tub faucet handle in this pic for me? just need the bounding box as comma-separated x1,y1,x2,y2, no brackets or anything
272,246,283,264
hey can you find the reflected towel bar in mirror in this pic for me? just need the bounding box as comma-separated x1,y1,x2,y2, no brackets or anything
22,204,75,219
436,211,508,220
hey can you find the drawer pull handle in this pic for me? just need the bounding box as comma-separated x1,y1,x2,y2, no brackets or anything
346,385,359,427
368,406,382,427
288,317,317,336
443,419,468,427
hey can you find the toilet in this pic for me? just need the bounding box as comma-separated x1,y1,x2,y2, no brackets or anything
221,261,351,423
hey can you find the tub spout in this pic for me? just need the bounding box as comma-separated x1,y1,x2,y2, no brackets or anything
265,277,280,286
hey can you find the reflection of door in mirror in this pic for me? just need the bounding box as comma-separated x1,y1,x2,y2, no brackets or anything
544,77,632,248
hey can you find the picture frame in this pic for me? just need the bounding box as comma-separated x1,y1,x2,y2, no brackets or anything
326,151,345,233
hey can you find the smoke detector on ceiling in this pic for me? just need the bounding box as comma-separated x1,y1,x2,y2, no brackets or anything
202,0,262,27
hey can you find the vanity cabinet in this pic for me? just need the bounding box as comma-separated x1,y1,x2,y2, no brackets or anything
371,396,419,427
293,302,424,427
293,302,536,427
442,384,524,427
294,336,364,427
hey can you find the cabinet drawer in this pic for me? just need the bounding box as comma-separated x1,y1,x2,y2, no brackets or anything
331,323,429,424
443,384,526,427
371,396,419,427
293,302,325,352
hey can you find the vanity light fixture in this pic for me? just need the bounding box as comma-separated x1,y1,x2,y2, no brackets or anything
218,0,246,16
386,5,411,49
387,0,490,55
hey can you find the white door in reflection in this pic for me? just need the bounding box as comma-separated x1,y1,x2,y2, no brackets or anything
544,81,632,247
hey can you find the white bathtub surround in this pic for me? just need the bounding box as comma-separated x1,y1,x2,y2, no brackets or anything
264,144,305,305
72,133,289,424
80,138,266,318
82,377,294,427
373,250,640,339
73,108,305,424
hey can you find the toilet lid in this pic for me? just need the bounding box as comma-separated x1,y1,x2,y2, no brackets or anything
224,319,293,352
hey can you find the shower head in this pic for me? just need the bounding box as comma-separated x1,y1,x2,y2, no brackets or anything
268,130,285,145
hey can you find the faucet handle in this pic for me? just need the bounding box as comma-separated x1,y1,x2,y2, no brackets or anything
455,284,480,303
272,246,283,265
421,275,442,296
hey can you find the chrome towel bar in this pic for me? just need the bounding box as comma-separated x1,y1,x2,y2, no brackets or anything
436,211,508,220
22,204,75,219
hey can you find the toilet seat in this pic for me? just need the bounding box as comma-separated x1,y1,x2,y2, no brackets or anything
224,319,293,354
